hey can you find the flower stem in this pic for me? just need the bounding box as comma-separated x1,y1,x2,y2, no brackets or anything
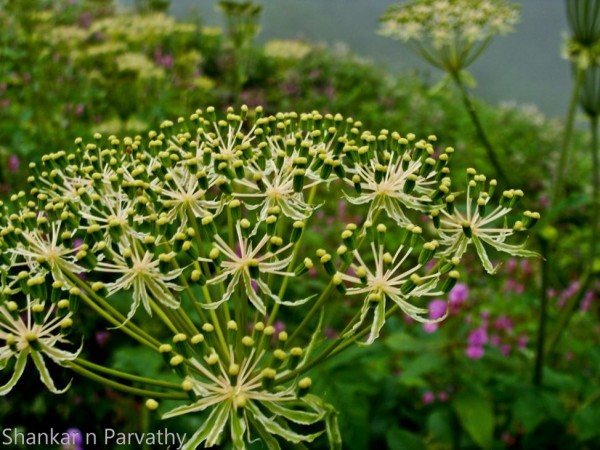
552,64,585,206
268,185,319,326
277,305,399,385
532,238,549,386
589,114,599,266
65,361,188,400
450,70,509,186
545,114,599,357
286,281,334,345
75,358,181,389
66,273,160,350
544,270,591,356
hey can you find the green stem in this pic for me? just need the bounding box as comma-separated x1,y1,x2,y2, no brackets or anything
589,115,599,267
278,305,399,385
286,281,334,345
544,270,591,356
185,208,231,359
75,358,181,389
66,272,160,349
149,300,179,335
268,185,319,326
544,115,599,357
552,64,585,206
66,361,188,400
450,70,509,186
532,239,549,386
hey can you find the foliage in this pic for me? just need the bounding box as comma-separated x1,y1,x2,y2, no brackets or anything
0,1,597,449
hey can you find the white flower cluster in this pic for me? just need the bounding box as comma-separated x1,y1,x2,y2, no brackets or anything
380,0,520,71
0,106,537,449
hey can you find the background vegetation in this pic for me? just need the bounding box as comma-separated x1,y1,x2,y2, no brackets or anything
0,0,598,449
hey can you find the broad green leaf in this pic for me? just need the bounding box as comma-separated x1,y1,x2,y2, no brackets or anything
402,352,444,379
573,401,600,441
385,426,426,450
385,332,423,353
0,352,27,395
452,390,494,450
427,409,455,446
512,389,550,433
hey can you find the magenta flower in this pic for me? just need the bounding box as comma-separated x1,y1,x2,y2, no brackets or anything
490,334,501,346
580,290,594,312
422,299,447,333
449,282,468,307
95,331,110,347
466,345,485,359
7,154,19,173
428,299,447,320
422,391,435,404
468,327,488,346
423,323,438,333
517,335,528,350
494,315,513,332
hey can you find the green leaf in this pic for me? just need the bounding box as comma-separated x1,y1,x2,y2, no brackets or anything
402,352,444,379
512,392,547,433
452,390,494,450
385,332,423,352
573,401,600,441
111,345,163,378
427,409,455,446
386,426,425,450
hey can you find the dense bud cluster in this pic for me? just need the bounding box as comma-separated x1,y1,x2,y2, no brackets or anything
0,106,537,449
380,0,520,72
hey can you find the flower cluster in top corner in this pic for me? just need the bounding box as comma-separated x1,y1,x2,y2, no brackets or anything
380,0,520,70
0,105,539,449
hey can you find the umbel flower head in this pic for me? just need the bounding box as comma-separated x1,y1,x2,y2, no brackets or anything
379,0,520,73
0,105,538,449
